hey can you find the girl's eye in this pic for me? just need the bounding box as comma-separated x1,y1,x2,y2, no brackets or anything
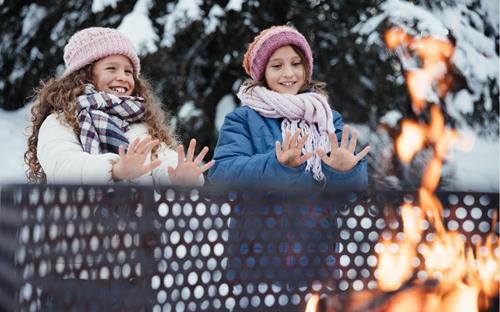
292,62,302,66
106,67,115,70
125,70,133,74
271,64,281,69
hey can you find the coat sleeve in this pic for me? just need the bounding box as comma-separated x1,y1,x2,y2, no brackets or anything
207,110,306,187
321,110,369,190
37,114,120,184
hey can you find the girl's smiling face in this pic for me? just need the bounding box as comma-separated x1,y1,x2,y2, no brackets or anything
264,45,306,95
91,54,135,96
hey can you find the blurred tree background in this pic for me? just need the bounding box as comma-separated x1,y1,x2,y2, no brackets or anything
1,0,498,188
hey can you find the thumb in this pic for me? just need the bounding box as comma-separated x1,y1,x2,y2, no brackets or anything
316,149,328,162
167,166,176,179
275,141,283,161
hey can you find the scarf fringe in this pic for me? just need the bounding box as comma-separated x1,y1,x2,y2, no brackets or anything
239,85,335,182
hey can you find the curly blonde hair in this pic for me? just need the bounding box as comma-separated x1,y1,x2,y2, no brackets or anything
24,65,178,183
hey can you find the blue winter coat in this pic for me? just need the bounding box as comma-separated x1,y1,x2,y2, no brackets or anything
208,106,368,190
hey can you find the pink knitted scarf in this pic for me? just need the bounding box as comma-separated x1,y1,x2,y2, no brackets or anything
237,85,335,182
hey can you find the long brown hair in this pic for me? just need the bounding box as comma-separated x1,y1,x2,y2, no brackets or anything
25,65,177,183
243,45,327,95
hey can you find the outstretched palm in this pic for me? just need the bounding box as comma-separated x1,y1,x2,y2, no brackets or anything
317,125,370,172
168,139,215,186
112,136,162,181
275,130,312,168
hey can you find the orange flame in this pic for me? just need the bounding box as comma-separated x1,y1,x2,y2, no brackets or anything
376,26,499,312
305,294,320,312
385,28,454,114
377,203,422,291
396,120,426,163
385,27,412,49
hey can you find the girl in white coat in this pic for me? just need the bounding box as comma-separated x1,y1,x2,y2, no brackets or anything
25,27,213,185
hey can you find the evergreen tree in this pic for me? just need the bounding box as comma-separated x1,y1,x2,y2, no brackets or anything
0,1,137,110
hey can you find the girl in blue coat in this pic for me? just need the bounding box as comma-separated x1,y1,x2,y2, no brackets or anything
208,25,370,189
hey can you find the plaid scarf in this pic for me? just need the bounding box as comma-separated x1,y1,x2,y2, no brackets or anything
77,85,145,154
238,85,335,182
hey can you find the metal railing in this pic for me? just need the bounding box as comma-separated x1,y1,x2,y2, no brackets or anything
0,184,498,311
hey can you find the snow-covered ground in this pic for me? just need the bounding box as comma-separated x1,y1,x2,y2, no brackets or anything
1,105,498,192
0,106,31,184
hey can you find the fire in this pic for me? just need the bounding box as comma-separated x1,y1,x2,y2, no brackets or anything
385,27,454,114
396,120,426,163
377,203,423,291
374,26,500,312
305,294,320,312
304,26,497,312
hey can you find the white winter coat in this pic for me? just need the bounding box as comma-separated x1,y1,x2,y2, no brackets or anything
37,113,203,185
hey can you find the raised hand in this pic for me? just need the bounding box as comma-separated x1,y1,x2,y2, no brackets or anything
317,125,370,172
168,138,215,186
112,136,162,181
275,130,313,168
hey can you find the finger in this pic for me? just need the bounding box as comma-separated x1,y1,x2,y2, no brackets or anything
194,146,209,165
167,166,176,179
340,125,349,149
290,130,301,147
143,159,162,173
136,136,152,153
128,138,140,153
200,160,215,172
177,144,185,164
118,145,125,157
329,133,339,149
297,133,309,150
275,141,283,161
298,152,313,165
140,139,160,154
186,139,196,162
348,131,358,153
355,145,371,161
283,132,291,150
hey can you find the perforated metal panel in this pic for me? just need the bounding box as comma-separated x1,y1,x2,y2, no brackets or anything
147,190,341,312
0,185,498,312
333,191,499,293
7,186,155,311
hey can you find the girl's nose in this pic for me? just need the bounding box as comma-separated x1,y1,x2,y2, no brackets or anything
115,70,127,81
283,65,294,77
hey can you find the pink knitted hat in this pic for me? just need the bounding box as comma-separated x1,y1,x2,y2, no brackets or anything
243,25,313,82
63,27,140,77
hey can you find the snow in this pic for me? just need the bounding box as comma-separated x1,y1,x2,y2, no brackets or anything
0,106,31,183
353,0,500,127
156,0,243,48
226,0,243,12
160,0,203,48
21,4,47,37
351,0,499,193
214,94,237,133
442,129,499,192
205,5,224,35
380,110,402,128
91,0,120,12
480,0,499,33
178,100,203,120
117,0,158,55
453,89,474,114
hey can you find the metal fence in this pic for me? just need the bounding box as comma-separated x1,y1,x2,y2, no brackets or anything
0,185,498,311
